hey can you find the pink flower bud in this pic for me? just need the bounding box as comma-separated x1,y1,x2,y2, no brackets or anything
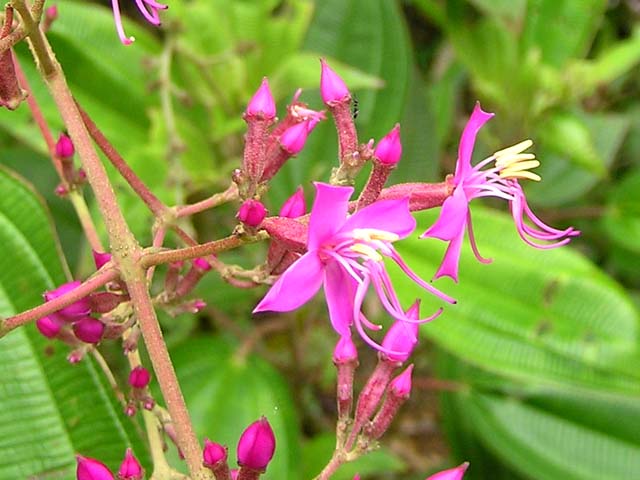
118,448,143,480
230,469,239,480
73,317,105,344
36,316,62,339
44,281,91,321
237,417,276,470
333,335,358,364
45,5,58,21
381,301,420,362
237,199,267,228
128,366,151,389
76,455,114,480
279,186,306,218
203,439,227,467
193,257,212,271
279,120,317,155
55,184,69,196
93,251,112,270
389,364,413,398
246,77,276,119
425,462,469,480
320,59,350,104
374,124,402,166
56,133,75,159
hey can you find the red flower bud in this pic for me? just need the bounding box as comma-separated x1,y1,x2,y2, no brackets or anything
55,133,75,159
73,317,105,344
279,186,306,218
128,366,151,389
237,417,276,470
76,455,114,480
237,199,267,228
117,448,143,480
36,316,62,339
374,124,402,166
203,439,227,467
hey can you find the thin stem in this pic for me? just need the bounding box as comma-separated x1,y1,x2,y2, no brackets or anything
176,183,239,218
141,231,268,268
314,450,346,480
68,190,104,252
0,267,118,336
77,102,170,219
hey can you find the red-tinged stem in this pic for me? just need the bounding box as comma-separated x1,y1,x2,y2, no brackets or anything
176,183,238,218
14,4,210,477
141,231,268,268
355,161,395,210
77,102,170,219
0,267,118,336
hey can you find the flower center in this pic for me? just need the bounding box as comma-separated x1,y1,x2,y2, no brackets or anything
493,139,541,181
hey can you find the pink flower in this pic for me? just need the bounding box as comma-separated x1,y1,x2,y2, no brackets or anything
279,119,319,155
111,0,168,45
279,187,306,218
254,183,454,353
426,462,469,480
422,103,579,282
380,301,420,362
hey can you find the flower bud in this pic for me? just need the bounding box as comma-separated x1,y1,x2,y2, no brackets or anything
245,77,276,120
237,199,267,228
93,251,112,270
76,455,114,480
73,317,105,344
237,417,276,471
0,47,26,111
193,257,212,272
203,439,227,467
374,124,402,166
425,462,469,480
279,119,317,155
389,364,413,398
117,448,143,480
279,187,306,218
333,335,358,364
36,316,62,339
320,58,350,104
55,133,75,159
44,281,91,321
128,366,151,389
381,301,420,362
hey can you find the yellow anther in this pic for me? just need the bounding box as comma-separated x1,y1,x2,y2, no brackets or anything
500,169,541,181
495,153,536,168
350,243,383,262
352,228,399,243
493,139,533,159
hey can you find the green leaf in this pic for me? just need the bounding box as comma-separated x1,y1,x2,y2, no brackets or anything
168,336,301,480
602,169,640,254
301,433,406,480
466,0,526,25
391,207,640,393
0,168,147,477
521,0,606,68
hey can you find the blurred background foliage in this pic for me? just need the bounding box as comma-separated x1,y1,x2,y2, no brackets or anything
0,0,639,478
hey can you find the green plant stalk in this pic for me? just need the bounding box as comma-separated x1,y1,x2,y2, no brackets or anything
11,2,210,477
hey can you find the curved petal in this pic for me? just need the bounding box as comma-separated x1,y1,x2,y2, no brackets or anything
324,261,358,336
421,186,468,241
455,103,494,180
341,197,415,239
308,183,353,250
433,229,465,282
253,252,323,313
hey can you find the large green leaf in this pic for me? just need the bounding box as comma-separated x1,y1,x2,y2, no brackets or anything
390,207,640,394
0,167,147,477
167,336,301,480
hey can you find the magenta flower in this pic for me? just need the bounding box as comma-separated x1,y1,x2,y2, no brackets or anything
111,0,168,45
245,77,276,120
422,103,579,282
254,183,454,352
320,58,350,104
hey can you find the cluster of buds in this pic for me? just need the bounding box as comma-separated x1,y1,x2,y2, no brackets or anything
54,133,87,196
203,417,276,480
76,448,143,480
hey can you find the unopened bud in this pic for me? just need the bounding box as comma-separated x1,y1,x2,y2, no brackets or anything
279,187,306,218
237,417,276,471
93,251,112,270
320,58,350,104
117,448,143,480
73,317,105,344
0,47,26,110
44,281,91,322
426,462,469,480
237,199,267,228
36,316,62,339
128,366,151,389
374,124,402,166
203,439,227,468
279,120,317,155
245,77,276,120
55,133,75,159
333,335,358,364
389,364,413,398
76,455,114,480
193,257,212,271
381,300,420,363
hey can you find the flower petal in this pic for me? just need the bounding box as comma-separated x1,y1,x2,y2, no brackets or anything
455,103,494,180
433,228,465,282
254,252,323,313
324,261,358,336
342,197,415,239
421,186,468,241
308,183,353,250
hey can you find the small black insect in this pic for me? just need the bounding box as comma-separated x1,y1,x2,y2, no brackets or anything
352,94,359,120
